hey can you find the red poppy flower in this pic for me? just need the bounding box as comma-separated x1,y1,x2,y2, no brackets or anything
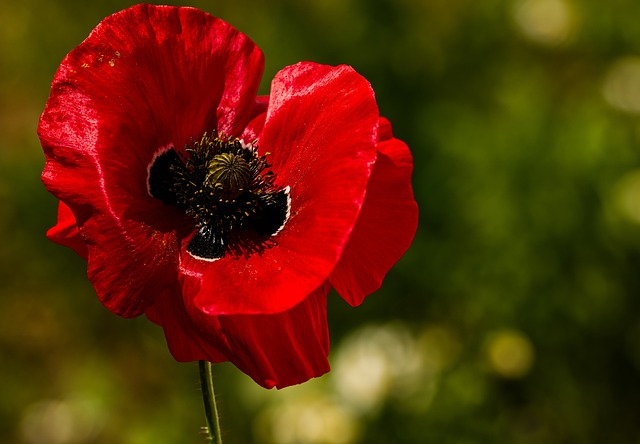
39,4,418,389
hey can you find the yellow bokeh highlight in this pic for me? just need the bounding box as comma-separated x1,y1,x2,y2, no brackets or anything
486,330,535,379
513,0,577,46
613,170,640,224
603,57,640,114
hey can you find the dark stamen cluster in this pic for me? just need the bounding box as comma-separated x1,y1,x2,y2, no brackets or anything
148,131,290,260
172,133,277,227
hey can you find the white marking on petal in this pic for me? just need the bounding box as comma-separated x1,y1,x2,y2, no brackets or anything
272,186,291,236
187,251,222,262
239,138,257,152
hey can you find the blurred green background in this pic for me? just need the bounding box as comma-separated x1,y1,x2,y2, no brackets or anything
2,0,640,442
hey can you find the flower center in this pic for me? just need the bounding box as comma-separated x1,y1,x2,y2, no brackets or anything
147,132,290,261
205,152,250,200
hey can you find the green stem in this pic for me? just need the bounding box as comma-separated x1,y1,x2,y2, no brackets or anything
198,360,223,443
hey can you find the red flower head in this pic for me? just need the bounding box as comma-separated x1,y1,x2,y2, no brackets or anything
39,4,418,389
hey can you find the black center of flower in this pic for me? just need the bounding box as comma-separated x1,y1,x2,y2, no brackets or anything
147,132,290,261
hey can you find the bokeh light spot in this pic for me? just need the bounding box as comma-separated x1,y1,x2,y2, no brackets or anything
332,324,427,414
20,397,103,444
613,169,640,224
603,57,640,114
486,330,535,379
513,0,576,46
254,396,360,444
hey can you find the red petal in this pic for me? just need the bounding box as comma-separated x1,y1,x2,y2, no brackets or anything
254,95,270,114
329,118,418,306
241,96,269,143
146,279,331,389
182,62,379,315
214,282,331,388
144,282,228,363
46,201,88,260
39,5,263,318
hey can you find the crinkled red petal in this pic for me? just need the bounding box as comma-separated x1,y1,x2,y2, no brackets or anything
46,201,88,260
213,282,331,389
146,279,331,389
330,117,418,306
39,4,264,318
144,282,228,363
181,62,378,315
